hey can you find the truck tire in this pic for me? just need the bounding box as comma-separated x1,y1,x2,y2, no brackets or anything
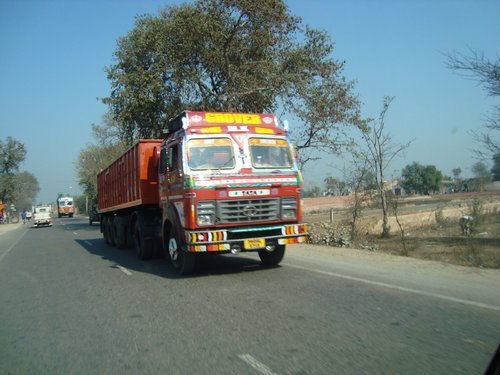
103,217,111,244
108,216,116,247
167,223,195,275
134,221,153,260
114,219,127,249
258,245,286,266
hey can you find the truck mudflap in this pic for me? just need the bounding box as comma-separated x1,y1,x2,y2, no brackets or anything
185,224,308,252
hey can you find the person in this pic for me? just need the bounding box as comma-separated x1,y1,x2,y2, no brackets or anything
21,210,27,224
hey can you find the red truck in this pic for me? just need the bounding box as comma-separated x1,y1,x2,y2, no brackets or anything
97,111,308,274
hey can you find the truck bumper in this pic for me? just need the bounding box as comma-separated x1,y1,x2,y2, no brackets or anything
186,223,308,252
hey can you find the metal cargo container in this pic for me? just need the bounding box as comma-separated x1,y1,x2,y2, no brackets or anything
97,140,162,212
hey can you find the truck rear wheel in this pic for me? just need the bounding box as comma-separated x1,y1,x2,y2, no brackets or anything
167,224,195,275
114,217,127,249
108,217,116,247
134,221,153,260
258,245,286,266
103,217,111,244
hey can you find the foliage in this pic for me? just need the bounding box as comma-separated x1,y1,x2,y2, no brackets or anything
302,185,321,198
103,0,363,164
0,137,38,209
0,136,26,175
323,176,347,196
76,115,129,201
76,143,128,202
447,50,500,158
491,153,500,181
73,195,88,215
12,171,39,210
401,162,444,195
471,161,491,191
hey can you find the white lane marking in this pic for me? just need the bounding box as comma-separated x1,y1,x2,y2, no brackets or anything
0,227,28,263
114,263,132,276
84,240,93,247
238,354,278,375
283,262,500,312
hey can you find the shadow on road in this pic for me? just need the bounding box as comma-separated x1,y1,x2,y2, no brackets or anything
74,237,277,279
63,217,281,278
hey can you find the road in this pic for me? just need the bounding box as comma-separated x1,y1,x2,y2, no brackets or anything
1,217,499,374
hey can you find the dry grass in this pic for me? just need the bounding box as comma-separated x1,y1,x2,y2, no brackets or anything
304,193,500,269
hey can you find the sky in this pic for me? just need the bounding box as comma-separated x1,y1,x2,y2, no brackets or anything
0,0,499,203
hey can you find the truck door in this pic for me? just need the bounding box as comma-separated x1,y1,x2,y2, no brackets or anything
165,142,184,224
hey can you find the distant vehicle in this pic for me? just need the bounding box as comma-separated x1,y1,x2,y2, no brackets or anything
33,206,53,228
57,196,74,218
89,202,100,226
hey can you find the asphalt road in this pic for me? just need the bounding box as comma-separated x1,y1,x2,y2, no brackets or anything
1,217,499,374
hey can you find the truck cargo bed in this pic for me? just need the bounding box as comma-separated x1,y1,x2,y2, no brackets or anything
97,140,162,212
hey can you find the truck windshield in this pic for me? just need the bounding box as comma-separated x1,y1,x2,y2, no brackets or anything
249,138,293,169
187,138,235,170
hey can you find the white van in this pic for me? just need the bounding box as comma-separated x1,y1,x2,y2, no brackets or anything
33,206,53,228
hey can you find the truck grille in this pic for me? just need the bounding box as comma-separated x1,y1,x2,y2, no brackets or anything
217,199,280,223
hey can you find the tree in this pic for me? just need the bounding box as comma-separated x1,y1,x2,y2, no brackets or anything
357,97,413,238
491,153,500,181
323,176,347,196
471,161,490,191
341,160,377,240
447,50,500,157
452,167,461,181
0,137,28,203
76,117,128,201
401,162,443,195
12,171,39,210
103,0,362,163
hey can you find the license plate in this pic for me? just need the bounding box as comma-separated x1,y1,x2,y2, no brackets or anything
244,238,265,250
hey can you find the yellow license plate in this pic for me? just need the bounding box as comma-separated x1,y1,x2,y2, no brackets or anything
244,238,265,250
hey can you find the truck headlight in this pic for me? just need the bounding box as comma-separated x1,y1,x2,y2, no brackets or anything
281,197,297,220
196,201,216,226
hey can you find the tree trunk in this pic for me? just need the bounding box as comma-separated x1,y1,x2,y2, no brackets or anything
380,189,390,238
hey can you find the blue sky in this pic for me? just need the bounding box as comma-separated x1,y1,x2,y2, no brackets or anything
1,0,499,202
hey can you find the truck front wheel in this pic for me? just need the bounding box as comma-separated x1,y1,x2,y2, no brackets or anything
258,245,286,266
167,224,195,275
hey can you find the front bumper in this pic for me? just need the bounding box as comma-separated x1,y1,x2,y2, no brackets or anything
186,223,308,252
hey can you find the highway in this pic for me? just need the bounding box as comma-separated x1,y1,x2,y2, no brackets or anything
1,217,499,374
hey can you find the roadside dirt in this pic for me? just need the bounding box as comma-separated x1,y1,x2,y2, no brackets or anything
304,192,500,269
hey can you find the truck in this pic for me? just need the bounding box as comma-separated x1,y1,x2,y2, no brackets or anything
97,111,308,274
57,196,74,218
32,205,53,228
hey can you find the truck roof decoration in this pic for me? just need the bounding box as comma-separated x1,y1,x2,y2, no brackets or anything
166,111,283,134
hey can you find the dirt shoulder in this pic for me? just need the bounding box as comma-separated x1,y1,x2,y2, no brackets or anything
287,243,500,310
304,192,500,269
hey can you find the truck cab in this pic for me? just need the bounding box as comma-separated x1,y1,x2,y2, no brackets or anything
57,197,74,218
158,112,308,273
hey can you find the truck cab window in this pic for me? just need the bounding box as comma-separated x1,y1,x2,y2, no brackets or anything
249,138,293,169
168,144,179,171
187,138,235,170
159,148,167,174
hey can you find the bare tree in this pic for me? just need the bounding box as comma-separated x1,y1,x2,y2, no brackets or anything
342,160,376,240
357,97,414,238
447,50,500,158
